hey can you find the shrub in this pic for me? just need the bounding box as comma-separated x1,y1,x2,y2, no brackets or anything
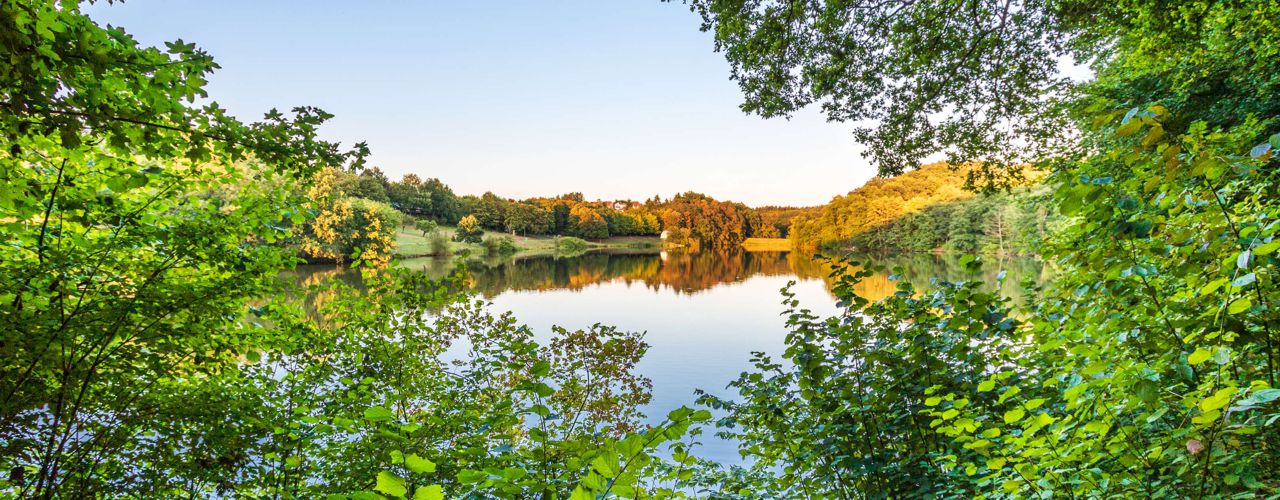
483,235,518,256
428,232,451,256
554,236,590,254
301,189,402,267
454,215,484,244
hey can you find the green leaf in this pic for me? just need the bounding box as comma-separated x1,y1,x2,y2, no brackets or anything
1213,347,1232,365
1200,388,1234,412
592,454,619,477
570,486,594,500
375,471,407,498
1188,348,1212,365
667,407,693,420
1227,297,1252,315
1200,278,1227,295
1004,408,1026,424
413,485,443,500
457,470,487,484
1134,380,1159,403
405,454,436,474
1116,120,1143,137
1232,273,1256,287
364,406,395,422
1255,240,1280,255
977,380,996,392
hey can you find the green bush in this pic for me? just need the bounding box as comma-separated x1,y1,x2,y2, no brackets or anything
428,231,451,256
554,236,590,254
482,235,518,256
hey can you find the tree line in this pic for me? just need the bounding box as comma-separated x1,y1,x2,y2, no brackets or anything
789,163,1059,255
320,167,796,250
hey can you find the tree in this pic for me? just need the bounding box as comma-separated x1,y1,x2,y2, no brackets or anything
0,1,366,496
414,218,438,237
504,202,552,235
454,215,484,244
676,0,1078,188
419,177,461,223
473,192,506,229
550,201,572,234
387,173,433,215
354,167,390,202
567,205,609,240
301,168,402,267
657,192,755,248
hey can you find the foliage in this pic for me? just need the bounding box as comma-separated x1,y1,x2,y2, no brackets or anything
752,206,810,238
555,236,591,255
454,215,484,244
702,258,1019,497
428,231,452,257
387,174,461,223
10,0,1280,497
656,192,756,249
804,183,1057,256
673,0,1073,188
353,167,391,203
697,0,1280,497
405,190,771,246
504,201,554,235
789,163,973,251
414,217,438,237
483,235,519,256
568,204,610,240
0,1,365,496
5,256,721,497
300,167,401,267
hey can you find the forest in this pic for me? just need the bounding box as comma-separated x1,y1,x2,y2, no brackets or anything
4,0,1280,499
789,163,1056,255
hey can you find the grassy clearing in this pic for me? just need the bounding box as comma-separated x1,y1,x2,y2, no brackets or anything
393,225,659,260
741,237,792,252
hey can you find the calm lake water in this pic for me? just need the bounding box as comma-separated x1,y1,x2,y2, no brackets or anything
288,250,1044,463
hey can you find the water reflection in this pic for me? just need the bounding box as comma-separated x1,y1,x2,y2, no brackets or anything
279,249,1043,463
287,249,1045,305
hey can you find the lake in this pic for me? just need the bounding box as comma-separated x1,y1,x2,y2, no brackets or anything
287,249,1044,464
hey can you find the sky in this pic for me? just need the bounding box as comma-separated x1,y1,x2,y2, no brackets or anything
83,1,876,207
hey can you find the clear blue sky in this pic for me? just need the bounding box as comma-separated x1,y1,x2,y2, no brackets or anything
84,1,876,207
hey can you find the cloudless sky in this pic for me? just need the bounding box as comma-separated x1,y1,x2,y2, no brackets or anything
84,1,876,206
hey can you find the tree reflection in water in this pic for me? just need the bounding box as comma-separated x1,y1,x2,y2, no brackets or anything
284,249,1045,308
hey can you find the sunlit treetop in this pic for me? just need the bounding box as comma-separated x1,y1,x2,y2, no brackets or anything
0,0,366,175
